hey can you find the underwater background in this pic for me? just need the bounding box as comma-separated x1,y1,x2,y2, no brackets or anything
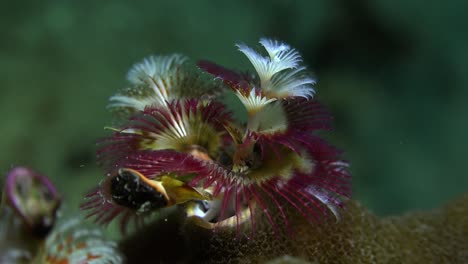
1,0,467,233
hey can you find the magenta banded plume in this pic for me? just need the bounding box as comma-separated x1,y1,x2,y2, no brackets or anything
82,38,352,236
97,98,232,168
102,99,351,235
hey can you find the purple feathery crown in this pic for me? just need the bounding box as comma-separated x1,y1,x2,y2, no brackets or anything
81,38,352,236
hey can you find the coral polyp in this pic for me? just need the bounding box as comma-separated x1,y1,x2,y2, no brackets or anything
0,167,122,264
82,38,352,236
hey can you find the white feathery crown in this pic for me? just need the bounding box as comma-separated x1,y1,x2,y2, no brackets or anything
108,54,187,111
126,54,187,85
108,54,226,114
236,38,315,99
235,88,277,114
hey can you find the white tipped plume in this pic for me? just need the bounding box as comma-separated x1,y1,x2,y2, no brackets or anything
237,38,315,99
126,54,188,85
108,54,226,115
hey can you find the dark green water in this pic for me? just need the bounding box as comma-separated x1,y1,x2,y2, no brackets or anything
1,0,467,233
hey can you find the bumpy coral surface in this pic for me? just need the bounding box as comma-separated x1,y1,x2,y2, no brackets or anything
121,194,468,263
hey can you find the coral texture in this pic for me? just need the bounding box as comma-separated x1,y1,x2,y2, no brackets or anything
120,194,468,263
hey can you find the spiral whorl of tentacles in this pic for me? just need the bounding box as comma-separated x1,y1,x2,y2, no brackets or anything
81,38,351,237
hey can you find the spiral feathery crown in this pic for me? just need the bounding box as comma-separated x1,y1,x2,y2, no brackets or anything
82,38,351,237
